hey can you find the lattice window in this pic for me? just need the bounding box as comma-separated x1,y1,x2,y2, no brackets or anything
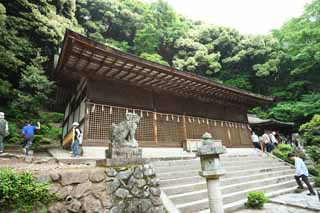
157,114,184,144
186,117,213,139
87,104,154,143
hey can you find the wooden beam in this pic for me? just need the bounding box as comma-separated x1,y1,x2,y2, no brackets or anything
110,61,129,78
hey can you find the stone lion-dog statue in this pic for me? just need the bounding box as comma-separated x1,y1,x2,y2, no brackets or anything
111,112,140,148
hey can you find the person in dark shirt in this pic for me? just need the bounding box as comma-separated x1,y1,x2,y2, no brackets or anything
22,120,40,155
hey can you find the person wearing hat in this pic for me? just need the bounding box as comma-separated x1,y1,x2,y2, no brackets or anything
22,120,40,155
288,153,316,196
0,112,9,153
71,122,82,157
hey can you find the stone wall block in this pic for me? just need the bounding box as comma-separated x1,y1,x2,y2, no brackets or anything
150,187,161,197
72,181,92,198
127,176,137,190
82,194,103,213
48,183,61,194
48,202,67,213
50,172,60,182
148,177,160,187
133,166,144,179
92,182,106,197
55,185,73,200
136,178,146,188
90,169,106,183
106,167,117,177
67,199,82,213
100,191,112,208
117,168,133,180
131,185,143,198
115,188,130,199
150,196,162,206
60,171,89,186
106,179,120,195
151,206,164,213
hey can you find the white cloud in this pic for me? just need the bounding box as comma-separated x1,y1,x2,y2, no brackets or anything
145,0,311,34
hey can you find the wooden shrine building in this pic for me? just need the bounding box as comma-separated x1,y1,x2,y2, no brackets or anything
54,30,273,148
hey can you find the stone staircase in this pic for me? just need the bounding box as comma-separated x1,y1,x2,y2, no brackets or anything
152,149,297,213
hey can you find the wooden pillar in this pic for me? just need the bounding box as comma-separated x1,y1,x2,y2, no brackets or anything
153,112,158,144
152,90,158,145
182,115,187,141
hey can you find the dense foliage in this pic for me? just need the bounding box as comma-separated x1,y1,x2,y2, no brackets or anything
272,144,294,163
0,169,54,212
244,191,268,209
1,0,320,143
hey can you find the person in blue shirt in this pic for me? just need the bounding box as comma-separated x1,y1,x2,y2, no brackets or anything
22,120,40,155
288,153,315,196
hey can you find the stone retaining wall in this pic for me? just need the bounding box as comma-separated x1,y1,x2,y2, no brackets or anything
46,165,163,213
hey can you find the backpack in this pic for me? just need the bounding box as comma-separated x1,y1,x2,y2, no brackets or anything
74,128,83,144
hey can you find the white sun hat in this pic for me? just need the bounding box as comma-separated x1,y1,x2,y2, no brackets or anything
72,122,79,127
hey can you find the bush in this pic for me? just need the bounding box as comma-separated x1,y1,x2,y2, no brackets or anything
306,146,320,163
300,114,320,146
314,176,320,187
272,144,294,163
39,111,64,124
244,191,268,209
307,165,320,176
7,123,24,144
0,169,54,212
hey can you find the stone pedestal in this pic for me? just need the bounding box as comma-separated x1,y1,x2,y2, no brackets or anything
106,145,147,167
197,132,226,213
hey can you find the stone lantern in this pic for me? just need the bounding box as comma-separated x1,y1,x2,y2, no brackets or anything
197,132,226,213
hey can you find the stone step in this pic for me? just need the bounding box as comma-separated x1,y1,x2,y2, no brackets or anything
160,169,294,187
198,185,299,213
164,173,293,197
157,162,289,180
152,156,270,167
158,165,292,180
177,180,297,213
154,159,282,173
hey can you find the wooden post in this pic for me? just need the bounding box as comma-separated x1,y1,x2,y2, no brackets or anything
182,115,187,141
153,112,158,144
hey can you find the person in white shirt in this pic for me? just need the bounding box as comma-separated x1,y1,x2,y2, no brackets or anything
288,153,315,195
251,132,260,149
270,132,278,146
71,122,83,157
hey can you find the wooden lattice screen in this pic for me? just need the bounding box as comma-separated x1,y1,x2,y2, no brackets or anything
86,102,251,147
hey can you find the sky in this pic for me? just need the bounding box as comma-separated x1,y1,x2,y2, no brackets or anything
145,0,311,35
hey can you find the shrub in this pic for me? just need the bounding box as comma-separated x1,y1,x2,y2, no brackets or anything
308,165,320,176
0,169,54,212
244,191,268,209
39,111,64,124
306,146,320,163
7,123,24,144
314,176,320,187
272,144,294,163
300,114,320,146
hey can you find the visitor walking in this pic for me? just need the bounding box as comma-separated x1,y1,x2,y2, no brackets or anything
21,120,41,155
288,153,316,196
251,132,260,149
71,122,82,157
270,131,278,147
262,132,272,152
0,112,9,153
